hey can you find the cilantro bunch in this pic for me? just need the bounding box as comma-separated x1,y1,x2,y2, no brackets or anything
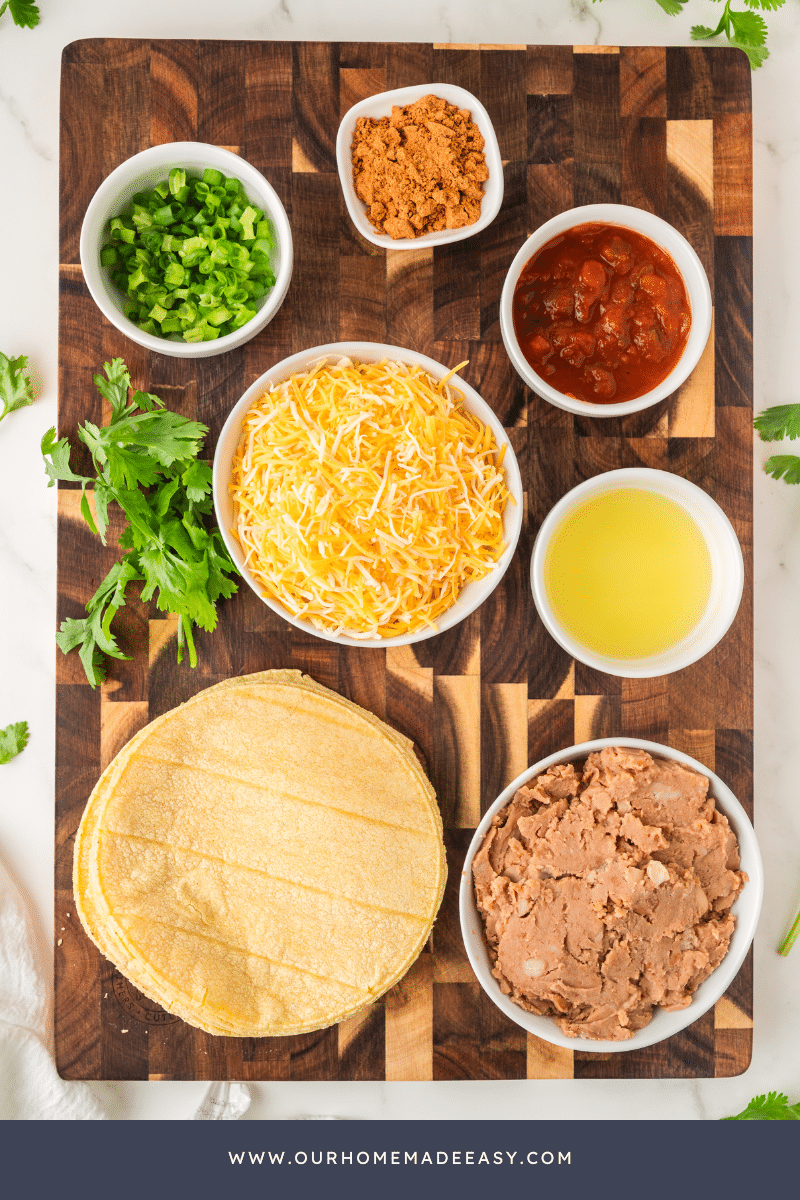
42,359,238,686
593,1,784,68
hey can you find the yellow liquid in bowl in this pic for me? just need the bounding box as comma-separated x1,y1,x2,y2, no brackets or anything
544,488,712,659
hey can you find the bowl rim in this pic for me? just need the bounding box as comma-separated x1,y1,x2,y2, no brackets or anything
211,340,523,647
335,82,505,249
499,202,713,417
529,467,745,678
459,736,764,1054
79,140,294,359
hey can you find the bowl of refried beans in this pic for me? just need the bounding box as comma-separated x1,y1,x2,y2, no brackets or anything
336,83,504,249
460,739,762,1052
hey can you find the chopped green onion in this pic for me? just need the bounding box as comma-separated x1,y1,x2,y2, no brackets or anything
131,204,153,229
240,206,258,240
101,166,277,343
207,306,231,326
164,262,185,288
127,265,149,291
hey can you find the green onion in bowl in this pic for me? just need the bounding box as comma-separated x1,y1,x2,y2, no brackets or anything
101,167,277,343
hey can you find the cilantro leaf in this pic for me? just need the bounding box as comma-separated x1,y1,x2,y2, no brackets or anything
723,1092,800,1120
0,351,35,424
48,359,238,687
763,454,800,484
729,9,768,45
754,404,800,442
54,617,90,656
92,358,133,422
653,0,687,14
182,459,212,503
41,427,92,488
733,39,769,67
0,2,40,30
744,0,785,12
0,721,29,765
692,25,722,40
56,561,142,687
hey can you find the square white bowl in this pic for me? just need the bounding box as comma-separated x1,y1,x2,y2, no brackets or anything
336,84,504,250
459,738,763,1054
212,341,523,647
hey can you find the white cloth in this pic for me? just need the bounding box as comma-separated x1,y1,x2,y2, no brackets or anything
0,848,252,1120
194,1081,251,1120
0,851,104,1120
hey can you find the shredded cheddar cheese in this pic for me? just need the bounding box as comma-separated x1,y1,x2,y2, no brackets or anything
229,357,511,638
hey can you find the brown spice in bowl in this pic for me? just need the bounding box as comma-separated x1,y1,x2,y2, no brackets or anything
351,94,488,239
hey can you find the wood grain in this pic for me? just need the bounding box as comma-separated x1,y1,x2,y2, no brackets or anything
527,1033,574,1080
57,42,753,1081
573,51,621,204
620,46,666,119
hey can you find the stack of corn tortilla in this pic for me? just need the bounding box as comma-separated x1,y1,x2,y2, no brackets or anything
74,670,446,1037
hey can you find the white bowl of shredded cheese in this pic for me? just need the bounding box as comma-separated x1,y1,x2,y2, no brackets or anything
213,343,523,646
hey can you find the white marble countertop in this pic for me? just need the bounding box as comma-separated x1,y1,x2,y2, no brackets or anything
2,0,799,1122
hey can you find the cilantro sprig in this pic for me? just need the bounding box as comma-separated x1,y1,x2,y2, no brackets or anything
592,0,784,68
0,721,29,765
754,403,800,485
779,898,800,956
0,1,40,30
690,0,781,70
754,404,800,954
0,351,35,425
723,1091,800,1120
42,359,238,687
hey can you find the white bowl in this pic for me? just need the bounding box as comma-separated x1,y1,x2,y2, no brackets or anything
460,737,762,1054
336,84,504,250
212,342,523,647
80,142,293,359
499,203,712,417
530,468,744,678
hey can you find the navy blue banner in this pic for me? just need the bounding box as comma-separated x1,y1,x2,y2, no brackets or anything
1,1118,796,1199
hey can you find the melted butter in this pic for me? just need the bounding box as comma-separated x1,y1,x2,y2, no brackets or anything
544,487,712,659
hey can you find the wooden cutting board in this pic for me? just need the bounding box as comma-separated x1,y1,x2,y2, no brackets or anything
55,39,754,1080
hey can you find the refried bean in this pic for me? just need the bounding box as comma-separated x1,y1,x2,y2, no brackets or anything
351,94,488,239
472,747,747,1041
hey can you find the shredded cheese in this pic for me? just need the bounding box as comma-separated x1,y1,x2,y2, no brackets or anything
229,357,511,638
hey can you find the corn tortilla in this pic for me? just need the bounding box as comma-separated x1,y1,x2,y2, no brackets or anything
74,670,446,1037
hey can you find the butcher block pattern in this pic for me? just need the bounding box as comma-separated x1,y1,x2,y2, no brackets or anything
56,40,753,1080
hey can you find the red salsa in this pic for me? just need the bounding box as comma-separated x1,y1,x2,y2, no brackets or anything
512,222,691,405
